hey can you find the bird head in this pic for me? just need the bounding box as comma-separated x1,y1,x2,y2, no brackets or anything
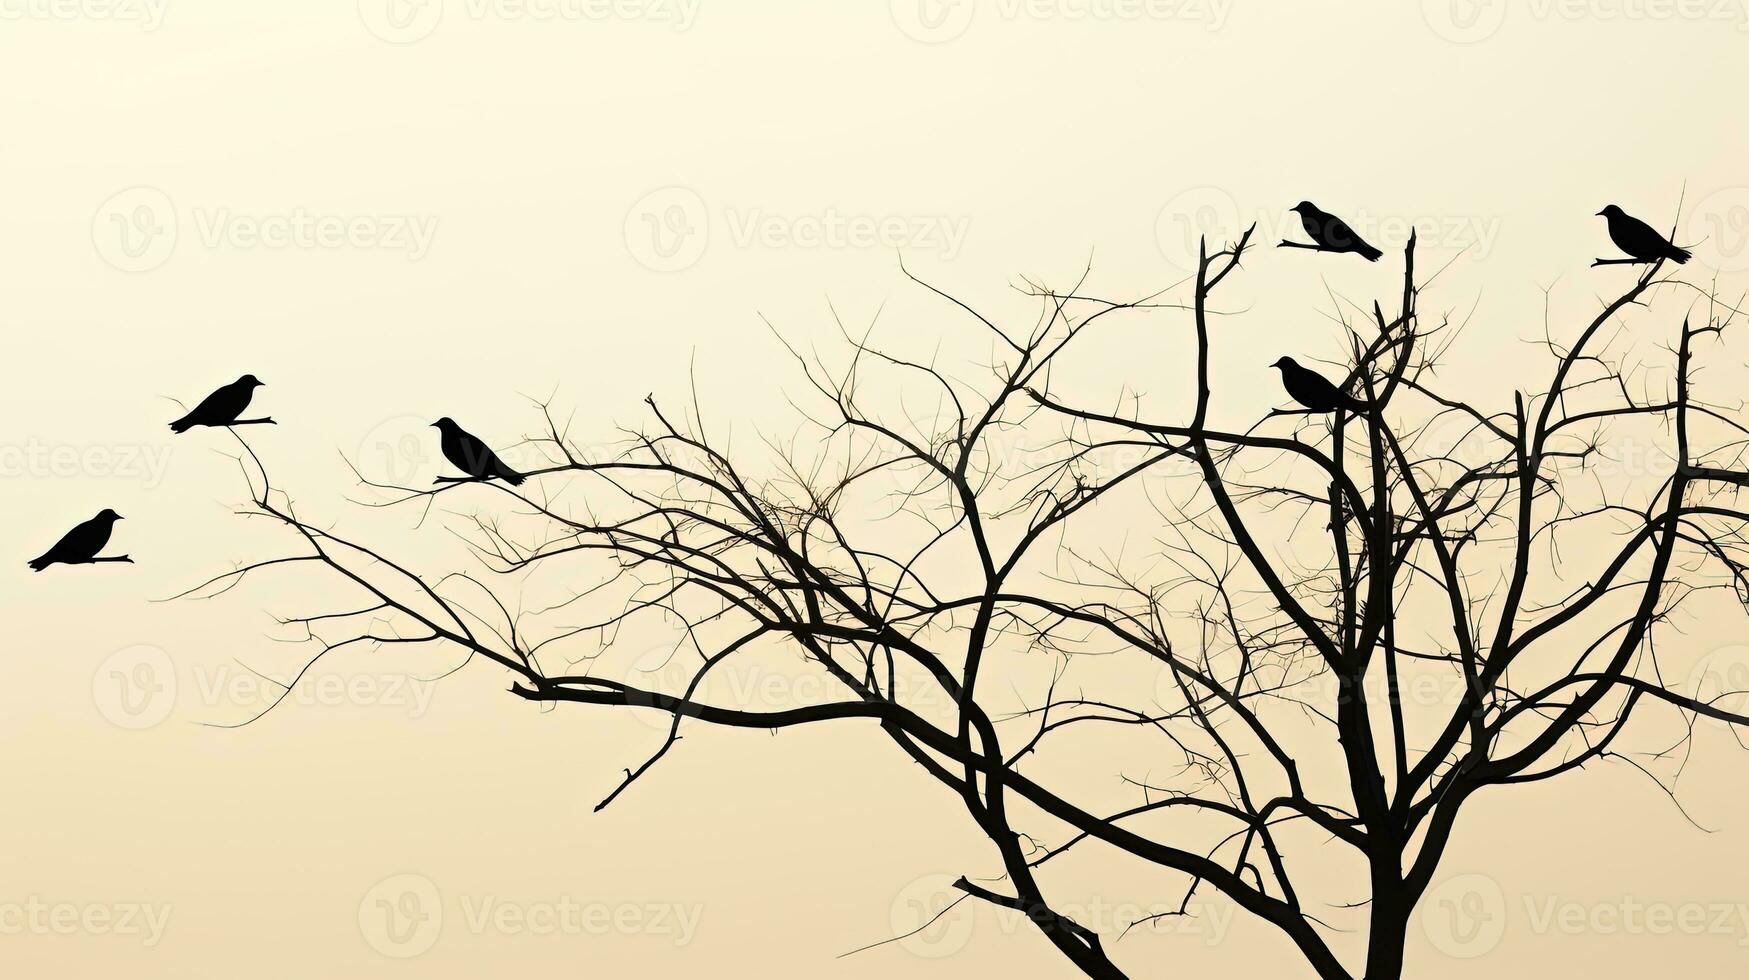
96,508,123,522
1291,201,1316,214
1271,356,1297,371
1597,205,1623,218
432,417,458,432
238,374,264,387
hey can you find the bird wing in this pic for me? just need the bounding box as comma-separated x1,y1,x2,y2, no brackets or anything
1323,215,1374,251
42,518,105,563
451,429,509,475
1612,212,1670,255
1302,373,1343,407
185,382,249,424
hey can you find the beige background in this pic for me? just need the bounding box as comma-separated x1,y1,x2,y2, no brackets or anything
3,1,1749,976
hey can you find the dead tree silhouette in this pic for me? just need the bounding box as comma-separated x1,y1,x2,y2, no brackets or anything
180,229,1749,980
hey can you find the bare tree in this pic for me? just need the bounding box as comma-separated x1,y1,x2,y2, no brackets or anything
179,229,1749,980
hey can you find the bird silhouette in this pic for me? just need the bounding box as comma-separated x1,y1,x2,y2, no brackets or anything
1272,357,1371,414
433,418,526,485
1598,205,1690,264
1289,202,1383,261
170,375,269,433
29,509,129,571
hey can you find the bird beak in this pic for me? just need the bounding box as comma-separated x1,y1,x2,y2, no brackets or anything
1595,210,1605,216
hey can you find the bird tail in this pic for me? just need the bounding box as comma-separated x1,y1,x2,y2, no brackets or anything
1357,243,1383,262
169,416,194,433
1669,244,1692,264
1343,396,1374,415
498,465,527,487
27,556,48,571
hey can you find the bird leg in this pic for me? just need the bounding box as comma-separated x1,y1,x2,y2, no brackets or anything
226,418,277,427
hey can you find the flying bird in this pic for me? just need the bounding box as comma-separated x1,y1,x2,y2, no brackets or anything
1597,205,1690,264
29,509,129,571
433,418,526,486
1272,357,1371,414
1288,202,1383,261
170,375,269,433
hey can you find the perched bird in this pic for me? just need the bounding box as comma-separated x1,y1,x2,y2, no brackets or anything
1598,205,1690,264
170,375,268,433
29,509,129,571
432,418,526,485
1272,357,1371,414
1290,202,1383,261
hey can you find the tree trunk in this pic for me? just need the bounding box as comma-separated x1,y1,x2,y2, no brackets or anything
1364,877,1410,980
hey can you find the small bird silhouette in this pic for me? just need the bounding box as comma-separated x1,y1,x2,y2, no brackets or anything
170,375,269,433
1597,205,1690,264
1272,357,1371,414
1289,202,1383,261
29,509,129,571
433,418,526,485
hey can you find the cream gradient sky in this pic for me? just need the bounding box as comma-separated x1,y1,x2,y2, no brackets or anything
3,2,1749,977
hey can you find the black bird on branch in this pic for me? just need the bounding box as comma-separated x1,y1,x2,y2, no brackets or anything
169,375,271,433
433,418,526,486
1272,357,1371,414
1596,205,1690,265
29,509,129,571
1282,201,1383,261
